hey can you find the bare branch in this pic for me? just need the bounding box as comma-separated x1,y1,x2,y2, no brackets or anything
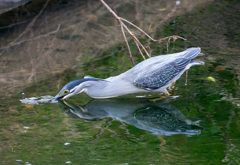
12,0,51,43
135,41,146,60
158,35,187,53
0,25,60,52
0,20,29,30
0,0,52,55
121,23,151,58
99,0,186,65
185,70,189,85
120,23,135,66
120,17,157,42
99,0,120,20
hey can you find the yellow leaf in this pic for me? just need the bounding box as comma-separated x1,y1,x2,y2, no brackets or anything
48,69,65,75
201,76,216,82
24,104,34,108
158,8,166,11
148,23,152,33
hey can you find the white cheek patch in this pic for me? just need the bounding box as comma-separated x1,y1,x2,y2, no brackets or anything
70,84,81,93
77,88,86,94
70,84,87,94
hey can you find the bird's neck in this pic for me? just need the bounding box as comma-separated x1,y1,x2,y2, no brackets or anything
84,76,142,99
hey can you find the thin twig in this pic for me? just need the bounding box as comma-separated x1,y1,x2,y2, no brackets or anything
12,0,50,43
0,20,29,30
185,70,188,85
120,17,157,42
0,25,60,52
120,23,135,66
99,0,186,65
159,35,187,53
100,0,152,64
0,0,51,54
167,37,171,53
135,41,146,60
121,23,151,58
99,0,120,20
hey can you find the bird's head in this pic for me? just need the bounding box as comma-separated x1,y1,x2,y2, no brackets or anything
53,78,101,101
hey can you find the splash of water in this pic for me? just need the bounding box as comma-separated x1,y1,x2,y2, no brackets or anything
20,95,57,105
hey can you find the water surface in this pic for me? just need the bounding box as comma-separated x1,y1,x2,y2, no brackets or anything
0,0,240,164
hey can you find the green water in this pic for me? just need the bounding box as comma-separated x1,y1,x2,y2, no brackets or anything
1,0,240,164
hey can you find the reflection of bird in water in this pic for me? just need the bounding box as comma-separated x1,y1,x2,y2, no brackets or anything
59,99,202,136
54,48,204,100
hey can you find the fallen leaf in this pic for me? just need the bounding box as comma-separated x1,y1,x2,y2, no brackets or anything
24,104,34,108
158,8,166,11
87,14,98,22
201,76,216,82
215,65,226,71
48,69,65,75
148,23,152,33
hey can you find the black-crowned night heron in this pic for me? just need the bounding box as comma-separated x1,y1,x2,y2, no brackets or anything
54,47,204,100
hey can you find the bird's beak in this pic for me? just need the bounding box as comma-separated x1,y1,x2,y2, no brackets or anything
52,91,70,102
52,94,64,102
54,91,77,101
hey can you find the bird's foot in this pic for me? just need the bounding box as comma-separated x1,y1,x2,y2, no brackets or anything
150,95,168,102
150,90,169,102
163,89,170,95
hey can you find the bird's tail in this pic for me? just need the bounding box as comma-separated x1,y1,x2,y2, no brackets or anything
183,47,202,59
185,59,204,70
190,59,205,65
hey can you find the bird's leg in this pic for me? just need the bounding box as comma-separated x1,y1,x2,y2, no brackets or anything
163,89,170,95
185,70,189,85
169,81,176,89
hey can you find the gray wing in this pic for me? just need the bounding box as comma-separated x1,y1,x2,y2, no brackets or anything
134,58,191,90
128,47,201,76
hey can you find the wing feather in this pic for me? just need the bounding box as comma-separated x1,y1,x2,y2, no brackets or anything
134,58,191,90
